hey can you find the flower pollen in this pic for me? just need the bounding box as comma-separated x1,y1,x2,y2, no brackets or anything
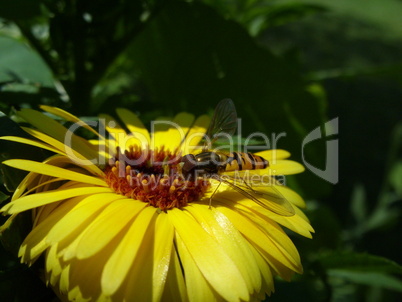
104,145,209,210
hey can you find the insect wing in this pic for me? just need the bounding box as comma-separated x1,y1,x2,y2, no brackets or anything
221,174,295,216
204,99,238,150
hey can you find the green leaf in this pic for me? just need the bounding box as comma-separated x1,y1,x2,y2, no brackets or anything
387,122,402,196
251,3,327,35
365,205,399,232
0,87,61,106
328,270,402,292
286,0,402,38
0,112,53,191
201,0,326,36
0,191,9,204
318,251,402,274
350,183,367,225
389,161,402,196
0,36,54,87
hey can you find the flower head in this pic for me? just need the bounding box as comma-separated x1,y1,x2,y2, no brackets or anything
0,105,313,301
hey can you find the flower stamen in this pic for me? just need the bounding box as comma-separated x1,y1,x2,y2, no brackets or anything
104,146,209,210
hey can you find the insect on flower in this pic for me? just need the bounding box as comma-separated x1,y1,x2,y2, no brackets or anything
0,103,311,302
180,99,295,216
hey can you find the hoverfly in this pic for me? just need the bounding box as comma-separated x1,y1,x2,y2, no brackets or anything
180,99,295,216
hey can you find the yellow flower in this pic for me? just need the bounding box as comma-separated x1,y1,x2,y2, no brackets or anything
0,105,313,302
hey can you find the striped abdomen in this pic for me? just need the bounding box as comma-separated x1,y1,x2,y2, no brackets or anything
224,152,268,172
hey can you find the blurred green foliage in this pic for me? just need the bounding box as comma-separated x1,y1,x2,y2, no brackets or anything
0,0,401,301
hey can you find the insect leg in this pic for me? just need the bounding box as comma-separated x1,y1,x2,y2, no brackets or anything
209,180,222,209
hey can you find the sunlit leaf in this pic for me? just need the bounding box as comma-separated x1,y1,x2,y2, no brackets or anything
389,161,402,196
249,3,327,36
350,183,367,225
328,270,402,292
0,37,54,87
318,251,402,274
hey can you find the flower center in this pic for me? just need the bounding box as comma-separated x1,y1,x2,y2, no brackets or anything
104,145,210,210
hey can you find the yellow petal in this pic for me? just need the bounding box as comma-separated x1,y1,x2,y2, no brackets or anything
40,105,103,138
0,214,17,233
217,206,302,274
46,193,125,245
291,207,315,234
19,196,84,263
161,246,188,302
273,184,306,208
255,149,291,161
175,231,218,301
66,248,111,301
266,160,305,175
248,205,314,238
123,213,158,301
87,138,113,161
249,246,274,297
46,243,63,286
75,199,146,259
186,204,261,294
22,127,105,176
152,116,172,133
211,181,295,217
3,159,107,187
152,213,175,302
169,208,249,302
0,136,62,155
1,186,112,214
121,213,175,302
101,111,147,152
181,114,210,154
10,171,38,201
241,211,302,272
99,113,126,144
294,206,311,223
34,197,63,225
116,108,150,145
153,113,194,150
101,206,158,296
59,227,89,262
18,108,99,161
59,263,71,295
